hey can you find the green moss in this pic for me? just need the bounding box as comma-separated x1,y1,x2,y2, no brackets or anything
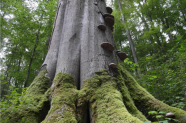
3,64,185,123
77,71,103,122
42,73,78,123
77,69,144,123
1,69,50,123
117,62,186,123
117,63,148,122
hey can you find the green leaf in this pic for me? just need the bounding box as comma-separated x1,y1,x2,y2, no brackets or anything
158,120,168,123
1,81,8,85
159,111,166,115
156,115,163,119
148,111,158,115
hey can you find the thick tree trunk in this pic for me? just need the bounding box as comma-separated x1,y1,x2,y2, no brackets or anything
43,0,116,88
1,0,186,123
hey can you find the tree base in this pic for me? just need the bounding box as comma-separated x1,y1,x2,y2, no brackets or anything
1,64,186,123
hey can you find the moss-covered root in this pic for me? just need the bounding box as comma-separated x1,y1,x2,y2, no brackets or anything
118,63,186,123
42,73,78,123
78,69,143,123
77,70,103,122
0,69,51,123
117,70,148,122
91,73,144,123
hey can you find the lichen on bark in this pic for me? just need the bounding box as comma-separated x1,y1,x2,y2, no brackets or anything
0,69,50,123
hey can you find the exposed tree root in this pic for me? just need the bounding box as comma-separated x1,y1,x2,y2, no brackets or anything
2,65,186,123
77,69,145,123
42,73,78,123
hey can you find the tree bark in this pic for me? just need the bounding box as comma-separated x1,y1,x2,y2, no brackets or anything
43,0,117,87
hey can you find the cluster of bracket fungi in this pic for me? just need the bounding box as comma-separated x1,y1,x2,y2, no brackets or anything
98,7,128,70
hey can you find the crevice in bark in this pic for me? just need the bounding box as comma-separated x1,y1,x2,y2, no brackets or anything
39,100,51,123
48,1,62,50
134,100,157,122
77,55,81,90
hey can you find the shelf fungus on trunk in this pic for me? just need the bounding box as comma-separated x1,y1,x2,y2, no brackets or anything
101,42,114,51
106,7,113,14
105,17,114,27
166,112,175,118
116,51,128,61
103,13,114,19
109,63,117,69
98,25,107,31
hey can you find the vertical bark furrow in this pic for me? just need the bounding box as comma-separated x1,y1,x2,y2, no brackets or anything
43,0,67,81
55,0,83,87
80,0,117,87
44,0,117,87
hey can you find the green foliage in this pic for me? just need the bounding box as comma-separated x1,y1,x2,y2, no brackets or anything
148,110,179,123
0,0,57,98
0,69,50,123
112,0,186,110
0,86,27,113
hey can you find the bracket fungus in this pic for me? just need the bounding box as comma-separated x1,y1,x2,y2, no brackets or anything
103,13,114,19
166,112,175,118
116,51,128,61
106,7,113,14
101,42,114,51
105,17,114,27
98,25,107,31
109,63,117,69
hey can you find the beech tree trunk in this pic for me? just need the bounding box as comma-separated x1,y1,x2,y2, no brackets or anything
43,0,116,88
1,0,186,123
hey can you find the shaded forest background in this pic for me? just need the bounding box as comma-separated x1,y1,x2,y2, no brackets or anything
0,0,186,116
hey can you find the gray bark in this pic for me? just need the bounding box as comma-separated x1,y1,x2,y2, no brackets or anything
43,0,67,83
43,0,117,88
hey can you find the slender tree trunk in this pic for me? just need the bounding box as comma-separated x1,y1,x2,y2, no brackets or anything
24,23,42,87
117,0,141,75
